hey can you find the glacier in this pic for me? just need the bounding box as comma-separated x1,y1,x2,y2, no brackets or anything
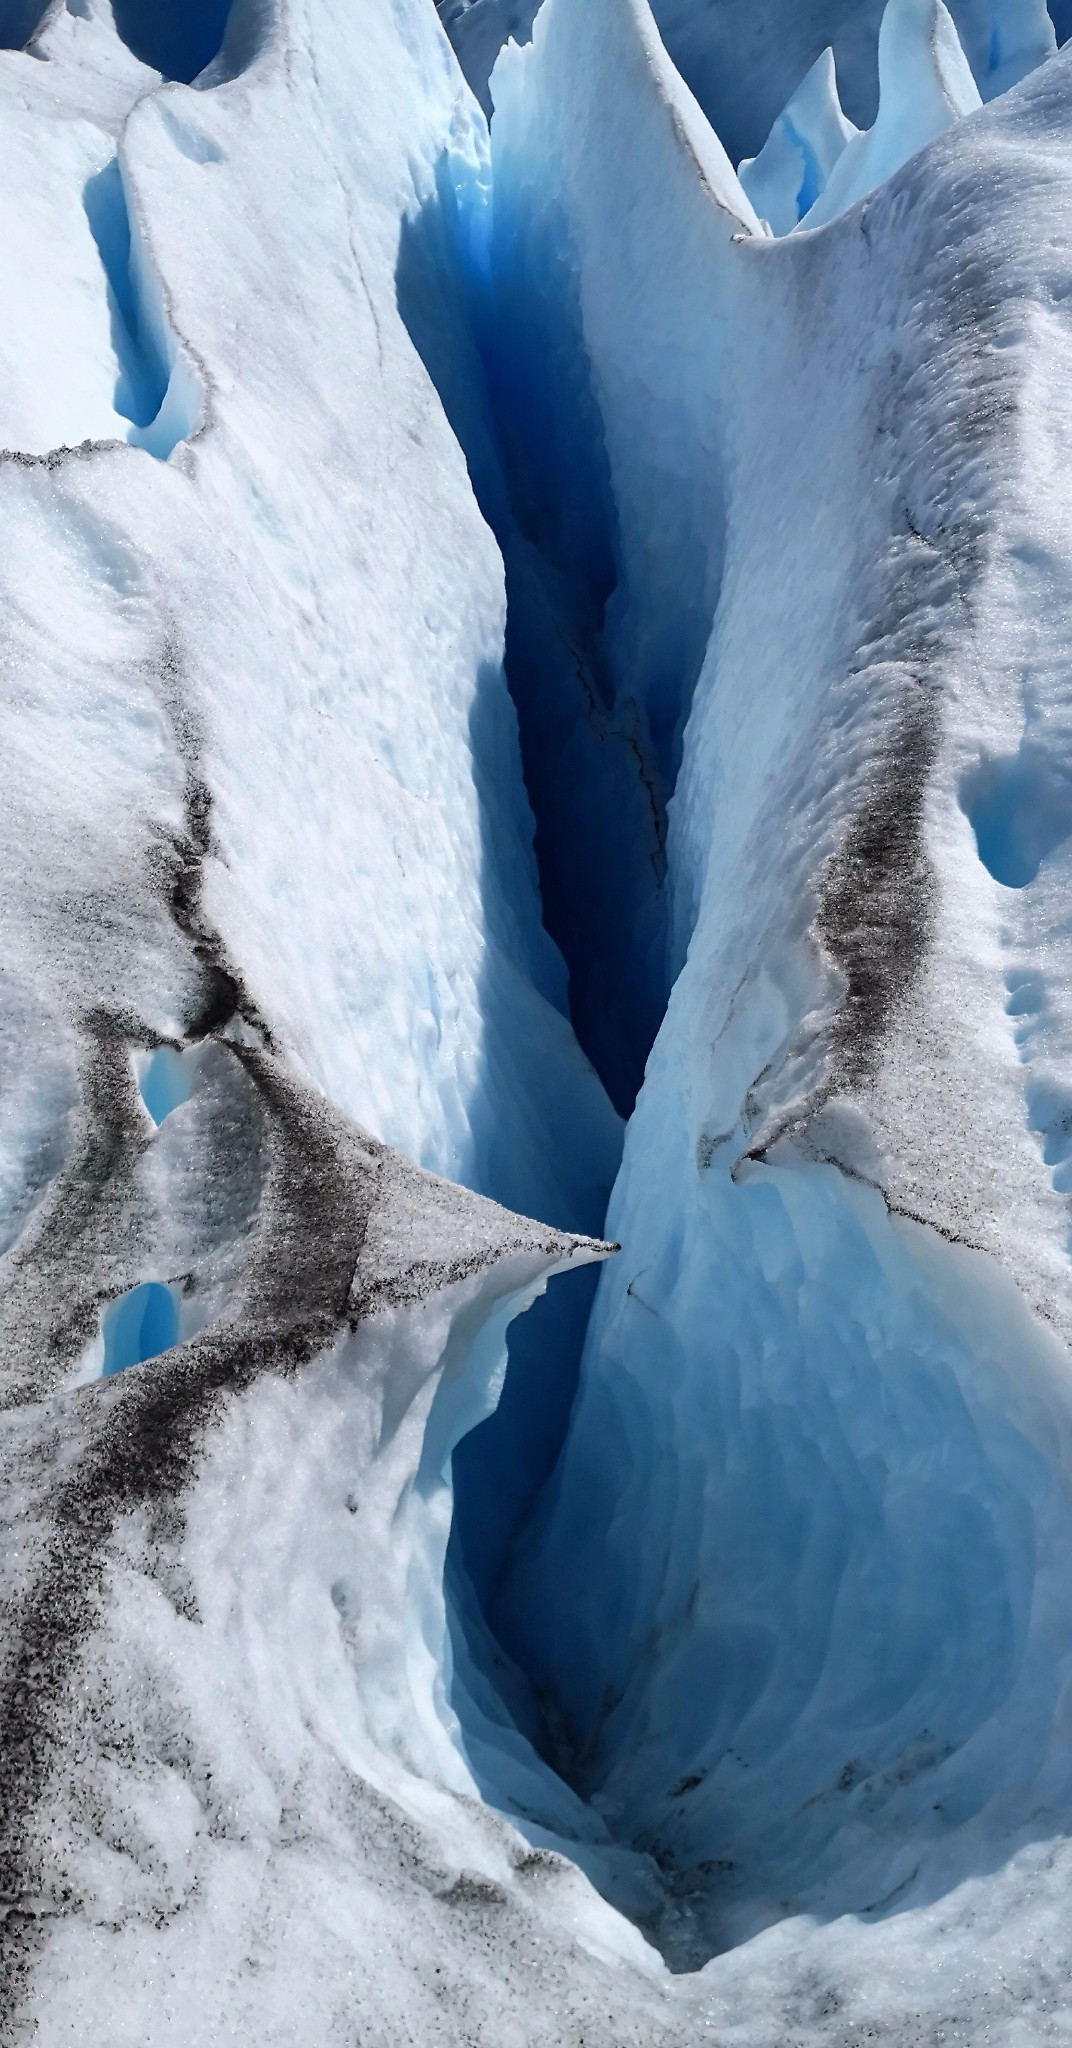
3,0,1072,2039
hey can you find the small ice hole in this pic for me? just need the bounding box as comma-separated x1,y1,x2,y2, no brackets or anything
101,1281,180,1376
136,1045,196,1127
960,749,1072,888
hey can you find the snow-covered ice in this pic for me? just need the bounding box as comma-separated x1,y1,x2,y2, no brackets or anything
2,0,1072,2038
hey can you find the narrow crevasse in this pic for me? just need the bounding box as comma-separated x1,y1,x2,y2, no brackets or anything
396,0,761,1825
82,157,172,435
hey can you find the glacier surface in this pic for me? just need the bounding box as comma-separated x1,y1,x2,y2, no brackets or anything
2,0,1072,2040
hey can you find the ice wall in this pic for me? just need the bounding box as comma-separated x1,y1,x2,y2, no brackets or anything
0,0,628,2031
740,0,985,236
801,0,981,228
479,0,758,1112
646,0,1054,155
738,47,856,234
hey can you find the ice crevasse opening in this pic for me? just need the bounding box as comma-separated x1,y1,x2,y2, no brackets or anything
432,0,1072,1977
0,0,244,78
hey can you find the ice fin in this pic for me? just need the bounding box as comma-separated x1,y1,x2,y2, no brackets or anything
802,0,981,229
738,47,857,237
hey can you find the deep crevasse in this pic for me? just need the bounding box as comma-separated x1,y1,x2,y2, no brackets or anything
439,0,1072,1985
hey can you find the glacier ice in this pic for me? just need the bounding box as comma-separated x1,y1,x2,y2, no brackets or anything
635,0,1055,154
2,0,1072,2038
96,1278,181,1375
473,0,1072,1993
800,0,982,228
738,48,857,234
440,0,1058,156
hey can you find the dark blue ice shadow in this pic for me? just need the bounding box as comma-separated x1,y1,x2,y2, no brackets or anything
83,160,170,433
111,0,235,81
394,166,623,1724
0,0,46,49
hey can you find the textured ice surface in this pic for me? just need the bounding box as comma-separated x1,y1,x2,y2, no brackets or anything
0,0,623,2030
487,0,1072,2012
3,0,1072,2038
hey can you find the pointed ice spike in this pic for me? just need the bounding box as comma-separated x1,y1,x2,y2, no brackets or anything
802,0,981,229
738,47,857,237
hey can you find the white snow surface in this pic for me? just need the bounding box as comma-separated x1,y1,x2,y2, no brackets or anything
3,0,1072,2039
